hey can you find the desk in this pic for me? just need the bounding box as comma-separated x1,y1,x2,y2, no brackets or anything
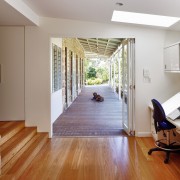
149,92,180,140
167,118,180,133
162,92,180,117
162,92,180,132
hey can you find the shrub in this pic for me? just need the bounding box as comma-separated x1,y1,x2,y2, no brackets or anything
94,78,102,84
86,78,103,85
87,79,94,85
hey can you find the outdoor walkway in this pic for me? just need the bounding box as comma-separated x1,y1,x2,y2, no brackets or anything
53,84,125,136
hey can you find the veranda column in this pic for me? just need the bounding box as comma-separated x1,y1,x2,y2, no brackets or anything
109,60,112,87
118,51,121,99
113,56,116,92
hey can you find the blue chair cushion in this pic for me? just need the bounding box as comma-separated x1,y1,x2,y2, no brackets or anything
159,120,176,130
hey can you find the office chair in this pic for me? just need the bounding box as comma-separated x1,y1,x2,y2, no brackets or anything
148,99,180,163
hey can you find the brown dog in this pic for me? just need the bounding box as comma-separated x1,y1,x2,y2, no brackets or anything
91,92,98,100
91,92,104,102
96,94,104,102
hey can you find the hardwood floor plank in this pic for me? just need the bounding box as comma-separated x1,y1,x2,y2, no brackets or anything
19,137,180,180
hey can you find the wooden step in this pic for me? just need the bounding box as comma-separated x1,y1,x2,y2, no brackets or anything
4,133,49,179
0,175,15,180
1,127,37,167
0,121,25,145
1,133,48,175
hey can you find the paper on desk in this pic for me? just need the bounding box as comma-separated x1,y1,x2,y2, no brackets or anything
167,107,180,120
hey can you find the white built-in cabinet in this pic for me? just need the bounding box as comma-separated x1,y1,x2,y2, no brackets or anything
164,43,180,71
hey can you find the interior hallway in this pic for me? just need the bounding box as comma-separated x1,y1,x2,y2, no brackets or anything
53,84,125,136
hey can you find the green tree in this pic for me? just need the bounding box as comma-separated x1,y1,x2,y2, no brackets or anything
96,67,109,82
87,67,96,78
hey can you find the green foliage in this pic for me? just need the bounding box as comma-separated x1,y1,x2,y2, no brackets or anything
95,78,103,84
96,67,109,82
86,78,103,85
87,67,96,78
85,58,109,85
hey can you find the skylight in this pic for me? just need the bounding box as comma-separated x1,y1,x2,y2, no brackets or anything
111,11,180,27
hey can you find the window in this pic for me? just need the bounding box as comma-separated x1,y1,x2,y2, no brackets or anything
52,44,61,92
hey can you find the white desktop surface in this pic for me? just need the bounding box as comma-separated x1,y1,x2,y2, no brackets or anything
149,92,180,130
167,118,180,133
162,92,180,130
162,92,180,116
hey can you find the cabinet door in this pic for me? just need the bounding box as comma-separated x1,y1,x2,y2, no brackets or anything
164,44,180,71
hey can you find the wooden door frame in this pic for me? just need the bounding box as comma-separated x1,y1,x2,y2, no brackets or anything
76,55,79,95
65,47,68,107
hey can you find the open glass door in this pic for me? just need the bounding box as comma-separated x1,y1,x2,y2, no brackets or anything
122,39,135,135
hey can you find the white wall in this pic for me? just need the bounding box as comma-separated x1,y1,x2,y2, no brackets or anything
0,26,25,120
25,26,51,135
1,18,180,137
164,30,180,46
50,38,63,136
40,17,180,136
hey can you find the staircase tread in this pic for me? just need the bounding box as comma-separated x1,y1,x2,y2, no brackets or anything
6,133,49,175
0,175,15,180
0,121,25,136
1,127,37,154
0,121,15,127
1,127,37,167
1,127,36,158
2,133,48,175
0,121,49,178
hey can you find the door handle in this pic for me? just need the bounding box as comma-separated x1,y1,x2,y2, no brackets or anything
129,85,135,89
129,85,133,89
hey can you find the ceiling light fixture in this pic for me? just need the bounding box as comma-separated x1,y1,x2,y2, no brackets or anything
116,2,123,6
111,10,180,27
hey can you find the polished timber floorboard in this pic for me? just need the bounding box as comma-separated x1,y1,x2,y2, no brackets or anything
53,85,124,136
19,136,180,180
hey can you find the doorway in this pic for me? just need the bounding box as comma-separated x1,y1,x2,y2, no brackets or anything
121,39,135,135
108,38,135,136
53,38,135,136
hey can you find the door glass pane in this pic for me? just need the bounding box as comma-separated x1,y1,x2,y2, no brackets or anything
122,43,128,131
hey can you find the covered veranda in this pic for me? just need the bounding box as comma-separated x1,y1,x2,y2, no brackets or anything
53,84,126,136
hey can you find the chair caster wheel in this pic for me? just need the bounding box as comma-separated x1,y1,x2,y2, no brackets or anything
164,159,169,164
148,150,152,155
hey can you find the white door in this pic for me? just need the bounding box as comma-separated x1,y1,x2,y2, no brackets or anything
122,39,135,135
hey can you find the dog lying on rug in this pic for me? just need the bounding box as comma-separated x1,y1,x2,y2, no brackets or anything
91,92,104,102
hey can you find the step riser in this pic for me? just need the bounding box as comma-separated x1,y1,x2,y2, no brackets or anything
0,122,25,146
7,135,49,179
2,129,37,167
2,134,48,175
0,121,48,178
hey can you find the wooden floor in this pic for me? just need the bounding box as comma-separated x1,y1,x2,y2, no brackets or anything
53,85,124,136
0,121,49,179
19,136,180,180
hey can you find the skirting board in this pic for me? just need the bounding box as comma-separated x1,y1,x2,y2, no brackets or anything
136,132,152,137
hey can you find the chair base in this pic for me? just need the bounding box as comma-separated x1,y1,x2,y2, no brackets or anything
148,141,180,164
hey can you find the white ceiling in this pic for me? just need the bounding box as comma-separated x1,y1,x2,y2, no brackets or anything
22,0,180,29
1,0,180,30
22,0,180,21
0,0,34,25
